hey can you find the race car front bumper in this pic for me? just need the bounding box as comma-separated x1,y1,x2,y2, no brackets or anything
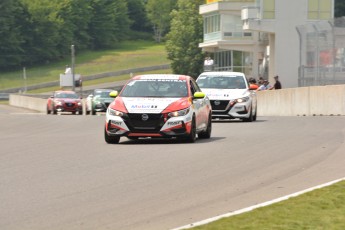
105,113,192,138
210,99,251,119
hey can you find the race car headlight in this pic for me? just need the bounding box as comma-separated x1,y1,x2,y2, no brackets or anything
77,102,82,106
55,100,63,105
168,107,190,117
236,96,250,103
108,108,124,117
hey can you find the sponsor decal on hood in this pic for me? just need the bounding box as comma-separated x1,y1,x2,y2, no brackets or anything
201,88,249,100
123,97,184,113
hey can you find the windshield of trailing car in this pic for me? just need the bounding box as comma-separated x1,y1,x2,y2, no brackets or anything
54,93,79,99
197,75,247,89
120,79,188,97
94,90,112,98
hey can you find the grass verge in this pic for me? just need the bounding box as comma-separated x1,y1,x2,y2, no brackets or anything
191,180,345,230
0,40,168,90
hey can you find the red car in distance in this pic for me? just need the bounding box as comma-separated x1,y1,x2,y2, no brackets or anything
47,90,83,115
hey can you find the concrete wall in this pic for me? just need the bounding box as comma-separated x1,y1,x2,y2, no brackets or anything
257,84,345,116
10,94,47,113
10,84,345,116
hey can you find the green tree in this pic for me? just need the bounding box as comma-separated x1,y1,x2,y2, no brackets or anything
88,0,130,49
113,0,131,41
127,0,151,32
0,0,26,70
58,0,92,51
21,0,67,63
146,0,177,42
165,0,204,78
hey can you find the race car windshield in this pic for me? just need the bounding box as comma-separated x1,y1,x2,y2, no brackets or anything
197,76,246,89
55,93,79,99
95,90,112,98
121,79,188,97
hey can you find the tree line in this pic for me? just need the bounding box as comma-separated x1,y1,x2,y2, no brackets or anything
0,0,177,71
1,0,345,76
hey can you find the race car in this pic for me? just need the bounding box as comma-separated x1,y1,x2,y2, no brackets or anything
196,71,257,122
85,89,114,115
46,90,83,115
104,74,212,144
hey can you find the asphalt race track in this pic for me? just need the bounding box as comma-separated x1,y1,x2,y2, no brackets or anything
1,105,345,230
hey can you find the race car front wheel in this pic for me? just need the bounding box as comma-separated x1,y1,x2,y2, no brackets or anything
104,127,120,144
185,117,196,143
198,113,212,139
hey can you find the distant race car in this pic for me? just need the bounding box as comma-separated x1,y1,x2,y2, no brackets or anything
104,74,212,144
46,90,83,115
86,89,114,115
196,71,257,122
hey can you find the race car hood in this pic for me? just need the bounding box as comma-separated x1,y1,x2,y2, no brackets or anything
117,97,190,114
201,88,249,100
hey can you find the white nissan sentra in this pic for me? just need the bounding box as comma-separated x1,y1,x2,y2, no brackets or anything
104,74,212,144
196,71,257,122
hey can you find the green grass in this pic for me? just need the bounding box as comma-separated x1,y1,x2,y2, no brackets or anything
192,180,345,230
0,100,9,105
0,40,169,90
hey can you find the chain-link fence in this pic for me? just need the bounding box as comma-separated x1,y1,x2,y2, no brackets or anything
297,17,345,87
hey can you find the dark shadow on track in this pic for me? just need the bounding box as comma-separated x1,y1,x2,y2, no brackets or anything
114,136,225,145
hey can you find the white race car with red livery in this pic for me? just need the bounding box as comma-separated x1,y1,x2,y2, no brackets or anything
104,74,212,144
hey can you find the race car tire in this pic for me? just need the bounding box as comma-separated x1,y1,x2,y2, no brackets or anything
253,107,257,121
104,128,120,144
53,109,57,115
198,113,212,139
185,116,196,143
243,107,253,122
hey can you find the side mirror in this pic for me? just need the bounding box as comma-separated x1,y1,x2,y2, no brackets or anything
193,92,205,99
109,91,118,98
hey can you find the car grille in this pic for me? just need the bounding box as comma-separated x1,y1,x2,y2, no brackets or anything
210,100,229,111
124,113,165,133
65,102,75,107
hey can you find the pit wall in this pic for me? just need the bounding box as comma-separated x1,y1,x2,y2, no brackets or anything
9,84,345,116
257,85,345,116
10,94,47,113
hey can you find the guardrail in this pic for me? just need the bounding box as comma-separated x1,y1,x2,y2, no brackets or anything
0,93,9,100
9,84,345,116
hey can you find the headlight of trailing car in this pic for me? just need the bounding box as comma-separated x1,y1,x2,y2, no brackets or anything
108,108,124,117
236,96,250,103
55,100,63,105
168,107,190,117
